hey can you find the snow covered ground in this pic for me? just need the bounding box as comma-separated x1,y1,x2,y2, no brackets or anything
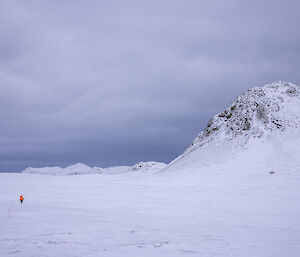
1,163,300,257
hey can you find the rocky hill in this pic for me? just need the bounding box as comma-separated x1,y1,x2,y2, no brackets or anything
165,81,300,173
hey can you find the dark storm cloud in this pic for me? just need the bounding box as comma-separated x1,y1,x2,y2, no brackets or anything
1,0,300,171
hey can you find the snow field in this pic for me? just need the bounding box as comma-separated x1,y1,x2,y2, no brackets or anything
1,169,300,257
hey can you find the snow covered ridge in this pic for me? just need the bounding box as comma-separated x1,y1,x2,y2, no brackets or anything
130,161,167,172
22,163,104,175
22,162,167,175
185,81,300,154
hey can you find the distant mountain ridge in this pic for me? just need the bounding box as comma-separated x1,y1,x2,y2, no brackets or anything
22,161,167,175
22,163,104,175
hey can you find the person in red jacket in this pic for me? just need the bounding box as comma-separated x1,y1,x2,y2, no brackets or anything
20,195,24,204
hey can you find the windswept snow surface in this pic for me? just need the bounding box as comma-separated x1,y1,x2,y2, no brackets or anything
1,81,300,256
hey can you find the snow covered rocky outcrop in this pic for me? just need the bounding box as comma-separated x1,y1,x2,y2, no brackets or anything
23,163,104,175
188,81,299,152
130,161,167,173
165,81,300,173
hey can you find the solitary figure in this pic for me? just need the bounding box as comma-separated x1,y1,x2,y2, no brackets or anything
20,195,24,204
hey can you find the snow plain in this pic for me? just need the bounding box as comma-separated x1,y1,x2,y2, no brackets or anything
1,153,300,257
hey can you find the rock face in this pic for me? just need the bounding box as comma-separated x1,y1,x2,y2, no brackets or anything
185,81,300,155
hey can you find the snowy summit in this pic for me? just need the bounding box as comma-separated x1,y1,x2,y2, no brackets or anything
166,81,300,173
188,81,299,151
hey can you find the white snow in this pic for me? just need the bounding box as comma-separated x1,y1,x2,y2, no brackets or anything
1,81,300,256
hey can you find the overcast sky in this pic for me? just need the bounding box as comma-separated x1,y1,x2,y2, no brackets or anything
1,0,300,172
